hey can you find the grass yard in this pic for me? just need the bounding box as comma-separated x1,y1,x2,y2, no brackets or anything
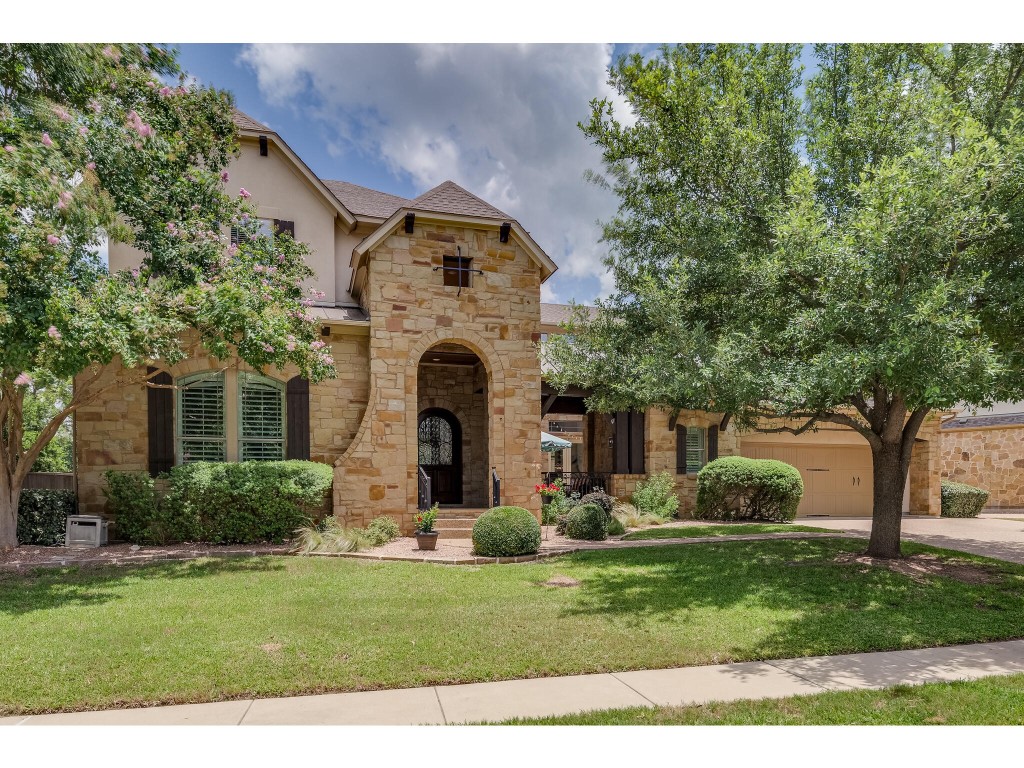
2,537,1023,715
495,674,1024,725
622,524,833,540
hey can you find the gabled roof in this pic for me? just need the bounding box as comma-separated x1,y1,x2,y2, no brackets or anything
410,180,510,219
231,108,272,133
230,108,358,230
541,303,599,327
322,180,412,220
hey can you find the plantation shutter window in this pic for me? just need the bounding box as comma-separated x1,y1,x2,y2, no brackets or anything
686,426,707,474
176,373,226,463
238,373,286,461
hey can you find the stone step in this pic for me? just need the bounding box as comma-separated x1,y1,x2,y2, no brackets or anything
433,517,479,529
437,528,474,539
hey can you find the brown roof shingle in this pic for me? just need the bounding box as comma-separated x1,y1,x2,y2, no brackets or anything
231,108,272,133
411,180,510,220
942,413,1024,430
322,180,411,219
540,303,599,326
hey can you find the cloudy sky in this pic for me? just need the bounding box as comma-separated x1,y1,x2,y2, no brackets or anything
176,44,645,305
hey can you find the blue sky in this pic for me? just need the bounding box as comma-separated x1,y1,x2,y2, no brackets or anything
174,44,816,305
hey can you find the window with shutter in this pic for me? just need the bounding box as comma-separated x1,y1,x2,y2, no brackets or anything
686,426,707,473
230,218,275,246
177,373,226,463
238,373,285,461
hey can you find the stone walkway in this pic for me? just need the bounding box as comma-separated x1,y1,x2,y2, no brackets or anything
4,639,1023,725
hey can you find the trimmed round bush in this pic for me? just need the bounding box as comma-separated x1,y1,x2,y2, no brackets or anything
565,502,608,541
941,481,989,518
696,457,803,523
472,506,541,557
578,491,615,522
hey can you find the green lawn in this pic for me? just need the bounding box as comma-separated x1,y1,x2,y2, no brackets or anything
622,524,833,540
495,674,1024,725
2,538,1023,715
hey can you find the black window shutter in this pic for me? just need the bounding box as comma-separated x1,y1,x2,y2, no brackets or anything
708,424,719,463
676,425,688,474
614,411,630,474
147,367,174,476
274,220,295,239
629,411,645,474
286,376,311,460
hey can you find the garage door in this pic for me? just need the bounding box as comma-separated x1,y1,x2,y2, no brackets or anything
742,444,873,517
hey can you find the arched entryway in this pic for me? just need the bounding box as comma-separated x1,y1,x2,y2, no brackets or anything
418,408,462,504
417,342,489,507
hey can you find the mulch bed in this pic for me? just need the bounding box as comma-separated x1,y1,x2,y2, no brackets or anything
0,542,292,571
834,551,1002,585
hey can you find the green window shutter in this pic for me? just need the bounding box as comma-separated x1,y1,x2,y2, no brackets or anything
177,373,226,463
239,373,285,461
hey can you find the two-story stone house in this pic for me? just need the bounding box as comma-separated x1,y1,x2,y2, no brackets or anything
73,110,948,533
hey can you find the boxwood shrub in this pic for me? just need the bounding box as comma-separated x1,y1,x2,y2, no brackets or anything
565,502,608,541
472,506,541,557
104,461,333,544
17,489,75,546
578,491,615,523
941,481,989,518
696,457,803,523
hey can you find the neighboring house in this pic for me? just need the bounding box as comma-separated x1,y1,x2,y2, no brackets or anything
73,110,947,533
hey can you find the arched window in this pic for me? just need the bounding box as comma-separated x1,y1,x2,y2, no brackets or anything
238,372,286,461
418,413,455,466
176,372,226,463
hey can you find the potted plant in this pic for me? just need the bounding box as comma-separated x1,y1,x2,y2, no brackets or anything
415,504,439,550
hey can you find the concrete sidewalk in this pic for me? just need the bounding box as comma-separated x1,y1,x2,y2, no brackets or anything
4,639,1023,725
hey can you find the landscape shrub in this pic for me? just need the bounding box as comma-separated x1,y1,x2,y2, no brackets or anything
17,489,75,546
613,502,664,529
631,472,680,520
565,502,608,541
941,481,989,518
695,457,803,523
365,515,401,546
105,461,333,545
472,506,541,557
578,491,615,523
606,516,626,536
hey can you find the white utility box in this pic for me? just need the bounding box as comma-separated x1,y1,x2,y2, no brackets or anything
65,515,109,548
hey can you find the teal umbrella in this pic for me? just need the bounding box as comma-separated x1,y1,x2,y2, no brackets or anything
541,431,572,453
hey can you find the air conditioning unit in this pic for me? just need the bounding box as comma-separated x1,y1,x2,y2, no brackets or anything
65,515,109,548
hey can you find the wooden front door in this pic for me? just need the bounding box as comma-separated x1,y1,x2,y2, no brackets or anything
418,409,463,505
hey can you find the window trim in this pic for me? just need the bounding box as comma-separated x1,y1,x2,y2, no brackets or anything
686,426,708,474
175,372,227,464
237,372,287,462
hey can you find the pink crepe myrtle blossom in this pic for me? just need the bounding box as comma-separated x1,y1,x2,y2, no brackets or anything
262,343,275,353
132,306,142,314
254,264,264,273
227,243,239,257
308,288,326,299
47,234,60,245
3,145,14,153
220,170,229,183
13,373,32,387
310,340,327,350
285,341,297,352
159,86,173,97
41,132,53,147
57,191,73,209
88,100,102,114
101,45,119,61
54,106,71,122
300,298,313,307
47,326,61,340
86,161,96,170
239,187,251,199
321,355,335,366
78,125,89,136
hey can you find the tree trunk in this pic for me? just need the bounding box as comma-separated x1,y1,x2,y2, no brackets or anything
866,441,909,558
0,470,20,552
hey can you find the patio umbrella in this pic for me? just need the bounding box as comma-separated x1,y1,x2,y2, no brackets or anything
541,431,572,453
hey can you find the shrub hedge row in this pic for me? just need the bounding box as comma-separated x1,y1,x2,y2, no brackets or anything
104,461,333,544
17,489,75,546
695,456,804,523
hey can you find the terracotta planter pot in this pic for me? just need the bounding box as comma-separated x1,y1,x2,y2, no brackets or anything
416,531,439,551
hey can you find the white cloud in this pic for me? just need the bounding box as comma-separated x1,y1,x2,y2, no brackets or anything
239,43,629,304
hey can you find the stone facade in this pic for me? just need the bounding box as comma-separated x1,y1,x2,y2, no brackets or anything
941,425,1024,509
909,414,943,516
332,221,543,532
74,328,371,518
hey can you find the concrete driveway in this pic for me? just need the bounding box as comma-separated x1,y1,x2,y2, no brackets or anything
806,514,1024,564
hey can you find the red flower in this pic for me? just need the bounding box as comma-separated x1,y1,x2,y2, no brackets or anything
535,484,542,492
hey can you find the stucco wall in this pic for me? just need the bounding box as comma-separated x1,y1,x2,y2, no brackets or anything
333,220,543,532
941,426,1024,509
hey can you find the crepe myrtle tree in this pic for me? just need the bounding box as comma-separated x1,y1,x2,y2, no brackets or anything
545,44,1024,558
0,44,335,550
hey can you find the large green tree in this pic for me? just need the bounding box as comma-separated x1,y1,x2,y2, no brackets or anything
546,44,1024,557
0,44,335,550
